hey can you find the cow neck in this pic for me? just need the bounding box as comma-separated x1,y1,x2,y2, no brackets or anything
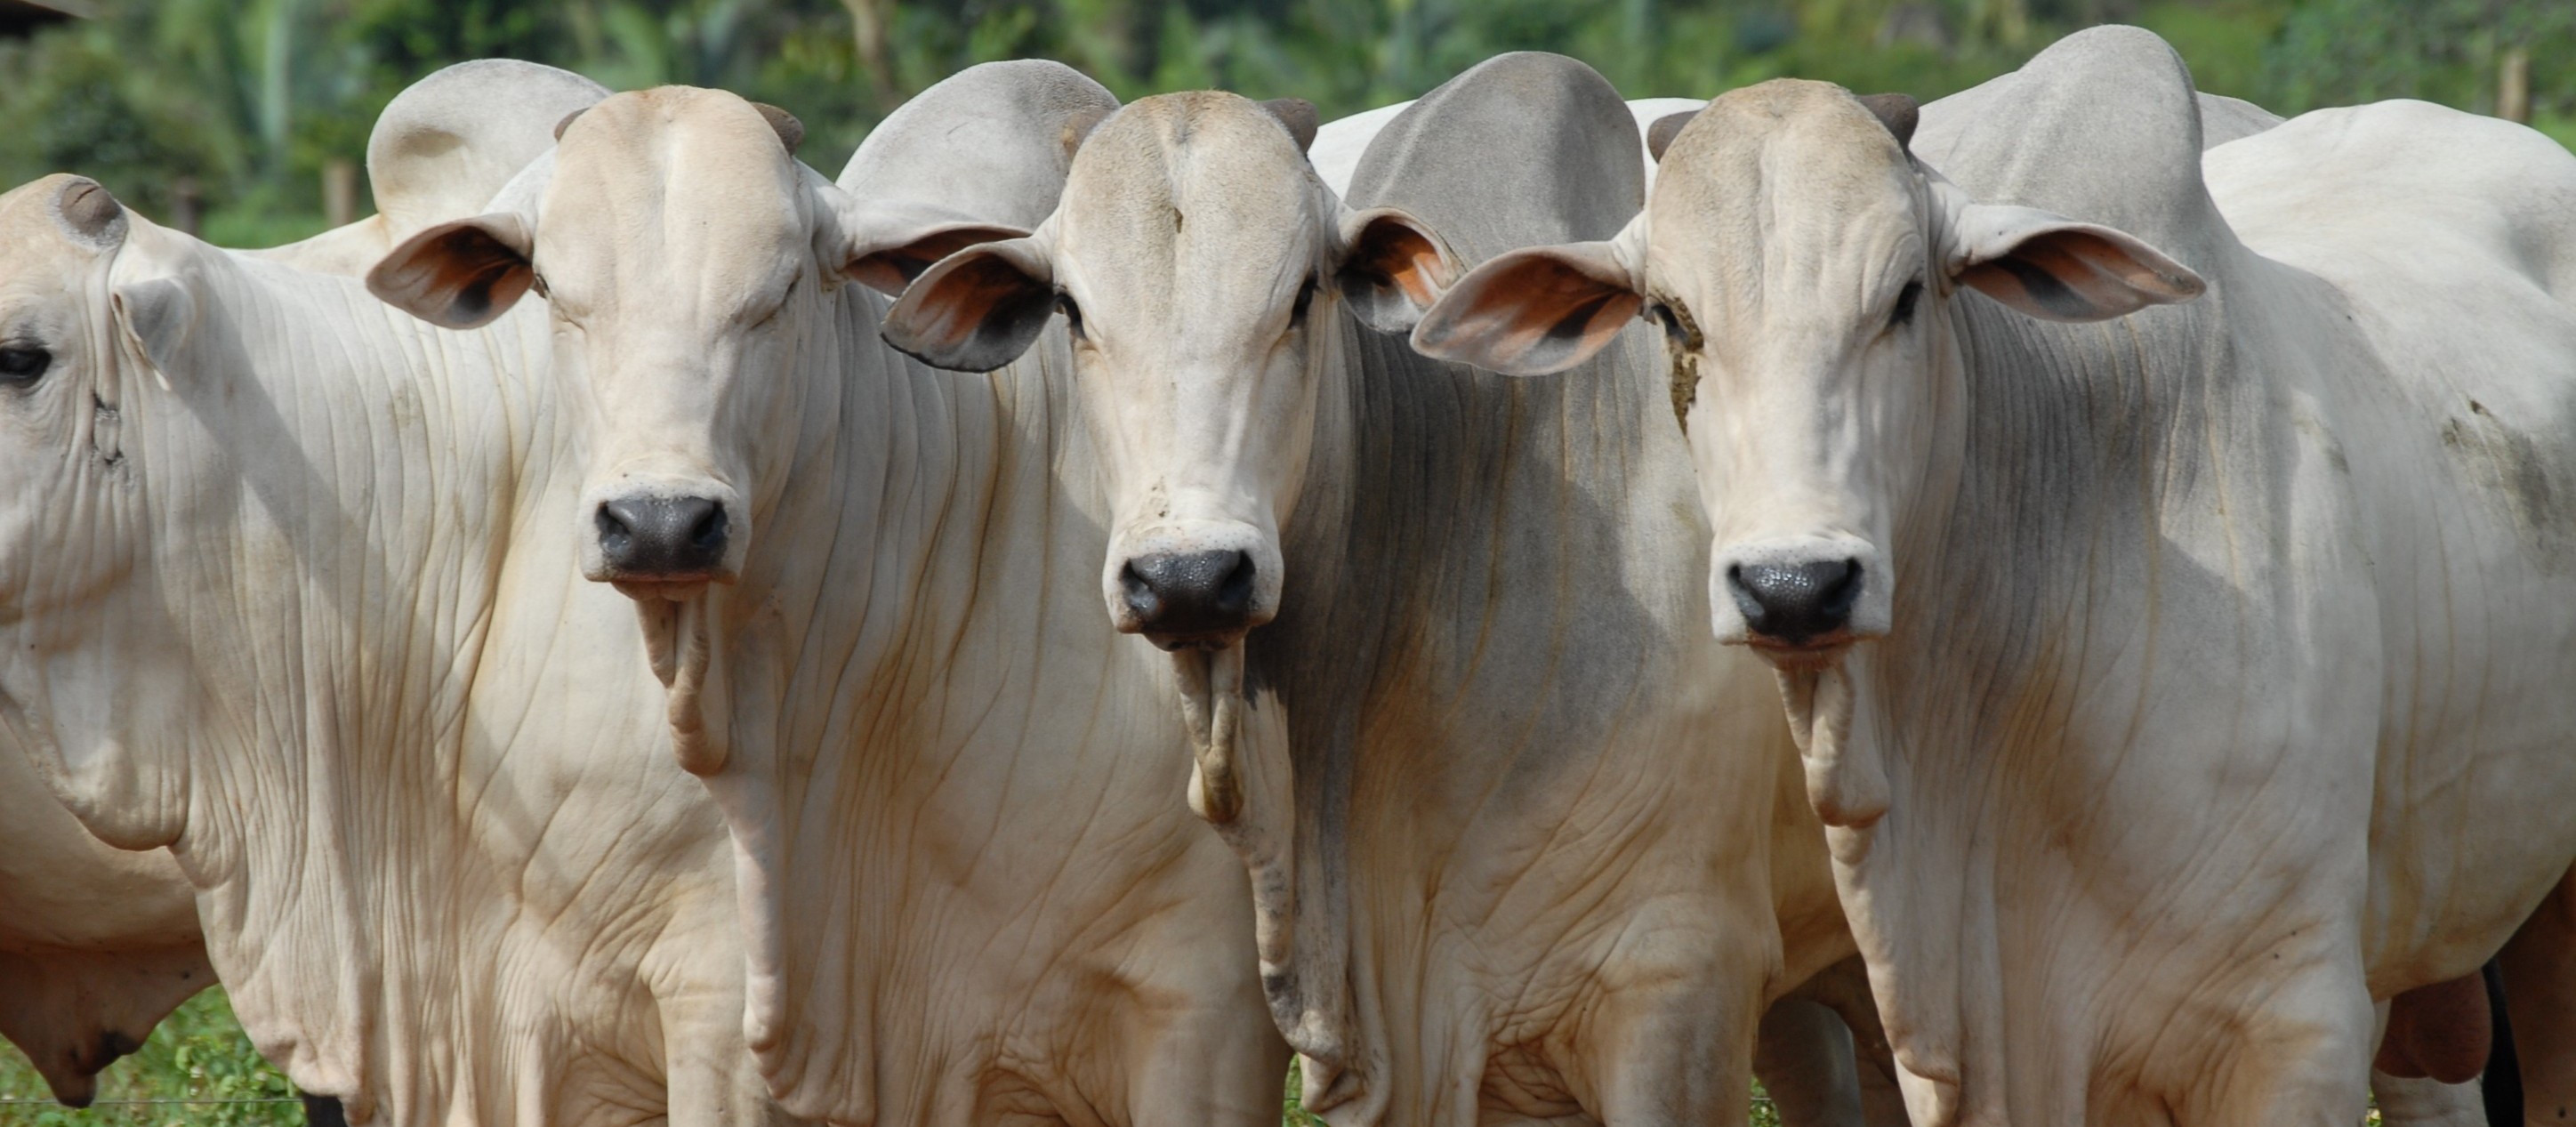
1242,307,1758,1118
689,278,1190,1120
1815,251,2262,1108
122,252,702,1126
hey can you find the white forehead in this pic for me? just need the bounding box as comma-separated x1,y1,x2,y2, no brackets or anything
1646,81,1923,310
1054,93,1332,316
537,89,810,287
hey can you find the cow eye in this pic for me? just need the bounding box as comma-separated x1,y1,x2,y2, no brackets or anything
1889,279,1924,329
1289,275,1318,327
0,344,51,386
1650,302,1695,350
1057,293,1085,340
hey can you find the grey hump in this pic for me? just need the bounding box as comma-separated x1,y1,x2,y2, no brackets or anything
840,60,1120,232
1346,52,1643,264
1911,26,2227,258
369,60,610,239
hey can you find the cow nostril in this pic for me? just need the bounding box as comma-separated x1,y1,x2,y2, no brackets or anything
688,504,727,551
1120,561,1162,620
596,503,634,550
1730,557,1863,645
1817,558,1862,618
1213,551,1255,615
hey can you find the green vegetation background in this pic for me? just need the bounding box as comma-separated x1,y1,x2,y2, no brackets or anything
0,0,2563,1122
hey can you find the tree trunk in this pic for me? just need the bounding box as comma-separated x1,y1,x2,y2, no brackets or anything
840,0,898,106
2499,45,2531,125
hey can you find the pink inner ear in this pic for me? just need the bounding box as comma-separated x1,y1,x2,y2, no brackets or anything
1418,250,1641,375
848,226,1028,297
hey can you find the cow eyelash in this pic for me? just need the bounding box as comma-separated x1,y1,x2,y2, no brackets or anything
1888,279,1924,330
1289,275,1319,327
0,342,51,387
1649,302,1697,350
1056,292,1086,340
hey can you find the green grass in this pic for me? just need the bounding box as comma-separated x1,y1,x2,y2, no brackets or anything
0,988,304,1127
8,996,1796,1126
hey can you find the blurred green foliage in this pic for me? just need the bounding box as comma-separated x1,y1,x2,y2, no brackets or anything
1,0,2570,244
0,988,304,1127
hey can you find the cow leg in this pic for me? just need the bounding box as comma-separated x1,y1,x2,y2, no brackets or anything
2498,867,2576,1127
1782,955,1909,1127
656,990,778,1127
1753,996,1864,1127
2191,962,2375,1127
1588,979,1759,1127
1121,998,1287,1127
2482,961,2521,1127
2371,1069,2488,1127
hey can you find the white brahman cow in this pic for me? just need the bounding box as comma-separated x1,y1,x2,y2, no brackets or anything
0,58,607,1118
1413,25,2576,1127
0,157,794,1123
366,61,1288,1126
879,52,1901,1127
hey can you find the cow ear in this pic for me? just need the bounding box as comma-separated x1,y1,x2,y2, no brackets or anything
1334,207,1455,334
1947,204,2203,322
841,219,1034,297
366,213,537,329
880,237,1057,373
112,278,198,379
1411,239,1644,376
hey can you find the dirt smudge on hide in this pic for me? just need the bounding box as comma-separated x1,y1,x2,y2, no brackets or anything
2440,396,2574,565
1661,298,1704,433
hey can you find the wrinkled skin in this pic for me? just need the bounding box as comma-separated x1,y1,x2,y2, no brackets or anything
884,56,1896,1127
0,59,606,1112
0,174,793,1126
367,67,1284,1127
1415,27,2576,1127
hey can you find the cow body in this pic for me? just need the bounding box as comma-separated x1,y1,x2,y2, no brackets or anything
0,59,609,1112
1415,27,2576,1126
882,53,1893,1127
366,63,1285,1127
0,177,788,1125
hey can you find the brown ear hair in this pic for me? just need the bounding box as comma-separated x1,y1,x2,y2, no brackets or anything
1410,240,1641,376
1950,205,2203,323
366,214,538,329
1336,208,1455,334
879,238,1057,373
1260,98,1320,154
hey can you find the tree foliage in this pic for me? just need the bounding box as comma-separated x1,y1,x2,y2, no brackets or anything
1,0,2567,243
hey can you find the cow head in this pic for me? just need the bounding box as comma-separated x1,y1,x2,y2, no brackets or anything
369,87,1032,606
884,92,1453,654
1415,79,2201,670
0,175,224,850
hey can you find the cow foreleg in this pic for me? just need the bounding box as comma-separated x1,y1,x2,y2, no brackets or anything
2370,1069,2488,1127
2499,866,2576,1127
2192,961,2375,1127
1118,992,1288,1127
1753,996,1864,1127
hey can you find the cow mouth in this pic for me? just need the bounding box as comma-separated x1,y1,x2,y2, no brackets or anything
1145,628,1249,653
1744,632,1860,669
611,576,723,602
1171,644,1247,825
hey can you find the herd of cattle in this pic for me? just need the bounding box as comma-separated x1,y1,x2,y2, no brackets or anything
1,20,2571,1127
